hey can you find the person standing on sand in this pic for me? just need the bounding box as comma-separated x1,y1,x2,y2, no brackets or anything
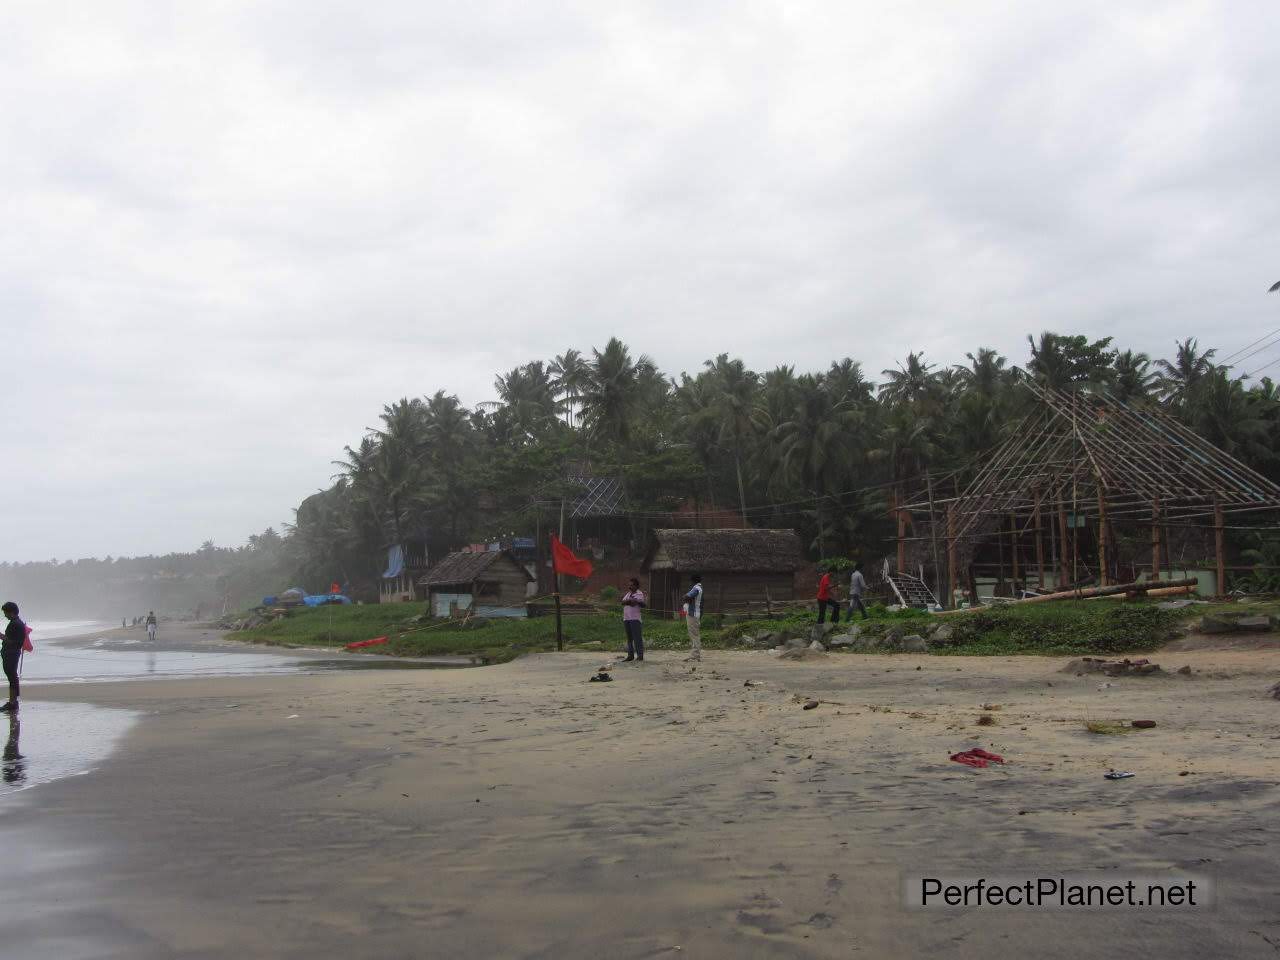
683,574,704,662
847,562,869,620
816,569,841,624
1,602,27,713
621,577,645,662
146,611,157,642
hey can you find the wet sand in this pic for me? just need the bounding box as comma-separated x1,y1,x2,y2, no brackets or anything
4,630,1280,958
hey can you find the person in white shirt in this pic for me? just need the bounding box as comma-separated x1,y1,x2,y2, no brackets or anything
847,562,869,620
682,574,704,661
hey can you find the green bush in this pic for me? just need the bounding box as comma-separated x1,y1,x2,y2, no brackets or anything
599,585,619,602
931,602,1177,655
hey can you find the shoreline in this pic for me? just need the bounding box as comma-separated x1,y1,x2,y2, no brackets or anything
5,641,1280,956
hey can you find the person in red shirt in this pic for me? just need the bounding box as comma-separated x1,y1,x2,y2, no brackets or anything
816,571,841,624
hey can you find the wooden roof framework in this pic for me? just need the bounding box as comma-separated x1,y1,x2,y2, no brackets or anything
900,377,1280,605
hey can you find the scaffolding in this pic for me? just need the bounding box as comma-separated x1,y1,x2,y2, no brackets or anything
899,377,1280,607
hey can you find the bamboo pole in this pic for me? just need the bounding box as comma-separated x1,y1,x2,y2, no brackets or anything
1214,497,1226,597
1010,514,1020,592
1057,494,1071,587
934,576,1198,616
1097,487,1109,586
1034,495,1046,590
1151,499,1162,583
947,504,958,609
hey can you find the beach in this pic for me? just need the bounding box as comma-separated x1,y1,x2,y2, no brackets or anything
4,624,1280,958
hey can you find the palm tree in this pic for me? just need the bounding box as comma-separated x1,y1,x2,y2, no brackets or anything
550,349,588,428
1156,338,1218,413
492,361,558,442
879,352,939,411
579,338,652,446
703,353,759,521
1111,350,1157,403
770,374,862,557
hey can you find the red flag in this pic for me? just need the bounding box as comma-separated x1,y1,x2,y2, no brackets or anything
330,581,341,594
551,534,594,580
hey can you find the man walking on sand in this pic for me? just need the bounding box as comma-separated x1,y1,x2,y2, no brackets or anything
683,574,704,662
847,562,869,620
146,611,157,642
621,577,646,662
1,602,27,714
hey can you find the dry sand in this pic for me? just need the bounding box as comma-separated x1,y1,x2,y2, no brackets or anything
5,629,1280,958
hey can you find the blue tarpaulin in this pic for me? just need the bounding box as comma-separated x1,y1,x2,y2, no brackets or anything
382,544,405,579
303,594,352,606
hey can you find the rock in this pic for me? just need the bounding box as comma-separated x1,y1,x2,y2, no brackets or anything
900,634,929,653
931,623,955,644
1157,600,1194,611
785,635,808,650
779,647,827,662
810,623,838,642
802,699,819,710
1201,613,1274,634
1177,665,1192,675
756,631,777,647
808,639,826,651
1131,720,1157,729
827,634,856,648
1269,683,1280,701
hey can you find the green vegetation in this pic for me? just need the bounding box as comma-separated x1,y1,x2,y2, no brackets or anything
928,602,1182,656
234,596,1207,661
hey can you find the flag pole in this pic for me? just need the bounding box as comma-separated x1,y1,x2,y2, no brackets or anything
555,499,565,652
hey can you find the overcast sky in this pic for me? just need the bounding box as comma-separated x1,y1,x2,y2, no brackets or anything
3,1,1278,562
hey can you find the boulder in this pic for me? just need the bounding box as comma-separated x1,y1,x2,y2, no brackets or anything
785,635,808,650
931,623,955,644
808,639,826,652
827,633,856,648
900,634,929,653
1201,613,1274,634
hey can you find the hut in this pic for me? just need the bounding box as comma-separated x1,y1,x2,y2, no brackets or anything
642,528,803,618
418,550,534,618
379,539,431,604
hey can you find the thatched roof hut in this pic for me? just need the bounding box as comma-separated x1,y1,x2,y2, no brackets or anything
642,529,802,618
418,550,533,618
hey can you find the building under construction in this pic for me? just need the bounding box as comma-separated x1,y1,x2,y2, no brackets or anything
893,378,1280,608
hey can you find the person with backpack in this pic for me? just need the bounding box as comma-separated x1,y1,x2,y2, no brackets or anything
1,602,27,713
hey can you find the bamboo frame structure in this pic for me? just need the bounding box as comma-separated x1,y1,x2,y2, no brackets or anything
900,377,1280,606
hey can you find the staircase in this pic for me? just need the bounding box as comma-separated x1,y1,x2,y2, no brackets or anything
882,560,940,610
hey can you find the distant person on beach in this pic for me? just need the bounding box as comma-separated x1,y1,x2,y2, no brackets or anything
683,574,703,662
621,577,645,662
146,611,157,642
1,602,26,713
847,562,869,620
816,569,841,624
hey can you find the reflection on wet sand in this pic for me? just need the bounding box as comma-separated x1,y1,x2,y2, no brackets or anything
0,701,138,794
3,716,23,785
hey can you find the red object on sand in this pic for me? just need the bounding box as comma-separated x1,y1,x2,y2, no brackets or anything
550,535,594,580
345,636,389,650
950,748,1005,768
22,625,33,653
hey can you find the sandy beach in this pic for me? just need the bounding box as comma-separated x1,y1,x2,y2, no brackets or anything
4,623,1280,958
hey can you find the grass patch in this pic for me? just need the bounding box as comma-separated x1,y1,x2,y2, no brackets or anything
235,603,700,661
231,595,1226,661
929,601,1181,656
1085,720,1130,736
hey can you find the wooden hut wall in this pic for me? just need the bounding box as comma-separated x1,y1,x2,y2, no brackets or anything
647,570,795,618
474,559,532,608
